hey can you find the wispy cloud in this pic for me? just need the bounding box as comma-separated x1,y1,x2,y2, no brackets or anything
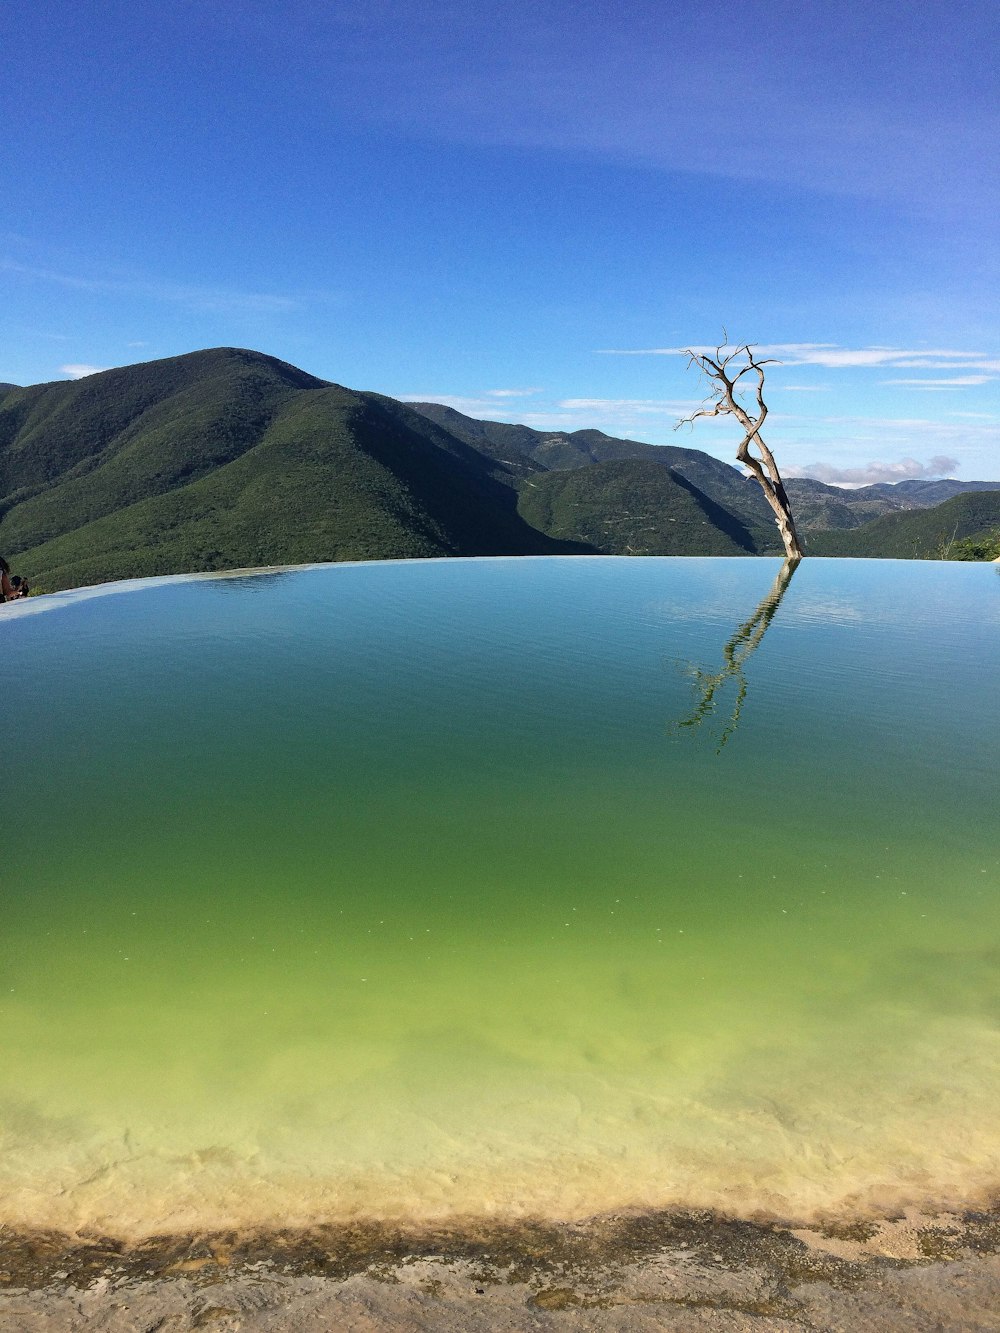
399,394,507,415
881,375,994,387
2,258,302,315
402,388,543,412
598,343,1000,373
310,4,999,214
767,345,1000,371
786,455,960,487
402,392,999,474
401,392,706,438
559,397,697,415
806,415,999,439
60,363,107,379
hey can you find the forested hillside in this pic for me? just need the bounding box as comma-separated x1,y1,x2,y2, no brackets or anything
409,400,775,527
3,349,998,592
0,350,585,589
805,491,1000,558
517,460,779,555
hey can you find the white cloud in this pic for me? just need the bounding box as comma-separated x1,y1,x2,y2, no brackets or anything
401,389,543,414
401,392,711,440
597,343,1000,373
60,363,107,378
881,376,994,387
399,394,505,415
767,345,999,370
807,415,999,441
400,392,1000,478
559,397,698,415
785,454,960,487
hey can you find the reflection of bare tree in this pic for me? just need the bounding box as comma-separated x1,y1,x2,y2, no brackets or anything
670,558,799,751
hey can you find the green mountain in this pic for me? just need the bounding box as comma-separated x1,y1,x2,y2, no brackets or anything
409,402,1000,536
6,349,996,593
409,401,774,527
947,530,1000,561
0,349,587,590
805,491,1000,558
392,403,547,482
517,460,780,556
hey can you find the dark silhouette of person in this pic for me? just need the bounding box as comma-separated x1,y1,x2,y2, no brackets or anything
0,556,29,601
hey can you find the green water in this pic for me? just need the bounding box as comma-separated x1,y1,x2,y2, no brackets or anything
2,556,999,1235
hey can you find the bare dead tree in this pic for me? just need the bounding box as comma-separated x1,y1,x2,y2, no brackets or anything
676,340,803,561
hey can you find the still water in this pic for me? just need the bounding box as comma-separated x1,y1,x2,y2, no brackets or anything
2,557,998,1236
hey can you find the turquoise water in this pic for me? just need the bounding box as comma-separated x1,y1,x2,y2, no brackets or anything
1,556,999,1236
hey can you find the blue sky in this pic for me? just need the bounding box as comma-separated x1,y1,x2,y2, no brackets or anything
3,0,998,481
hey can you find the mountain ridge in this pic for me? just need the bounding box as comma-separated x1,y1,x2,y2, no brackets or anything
409,400,998,532
783,475,999,530
407,400,776,527
0,349,590,589
3,349,998,591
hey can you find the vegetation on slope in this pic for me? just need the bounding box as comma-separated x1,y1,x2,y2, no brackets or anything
942,530,1000,561
409,402,775,525
394,403,546,482
517,460,779,556
410,402,1000,534
805,491,1000,558
0,349,324,551
2,352,588,590
7,349,998,592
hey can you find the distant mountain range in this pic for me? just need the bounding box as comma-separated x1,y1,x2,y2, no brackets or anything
782,475,1000,531
1,348,997,591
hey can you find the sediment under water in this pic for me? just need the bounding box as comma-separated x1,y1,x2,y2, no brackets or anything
2,556,998,1236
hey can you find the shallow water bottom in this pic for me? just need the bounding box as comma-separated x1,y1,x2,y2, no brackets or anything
5,884,1000,1236
2,558,999,1236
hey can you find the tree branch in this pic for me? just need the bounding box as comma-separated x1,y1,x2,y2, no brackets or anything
674,341,803,561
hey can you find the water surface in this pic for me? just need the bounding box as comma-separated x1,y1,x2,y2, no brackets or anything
2,557,999,1235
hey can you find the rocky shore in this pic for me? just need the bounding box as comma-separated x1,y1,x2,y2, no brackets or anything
3,1206,1000,1330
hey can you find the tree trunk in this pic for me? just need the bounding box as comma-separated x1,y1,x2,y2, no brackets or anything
736,435,804,561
